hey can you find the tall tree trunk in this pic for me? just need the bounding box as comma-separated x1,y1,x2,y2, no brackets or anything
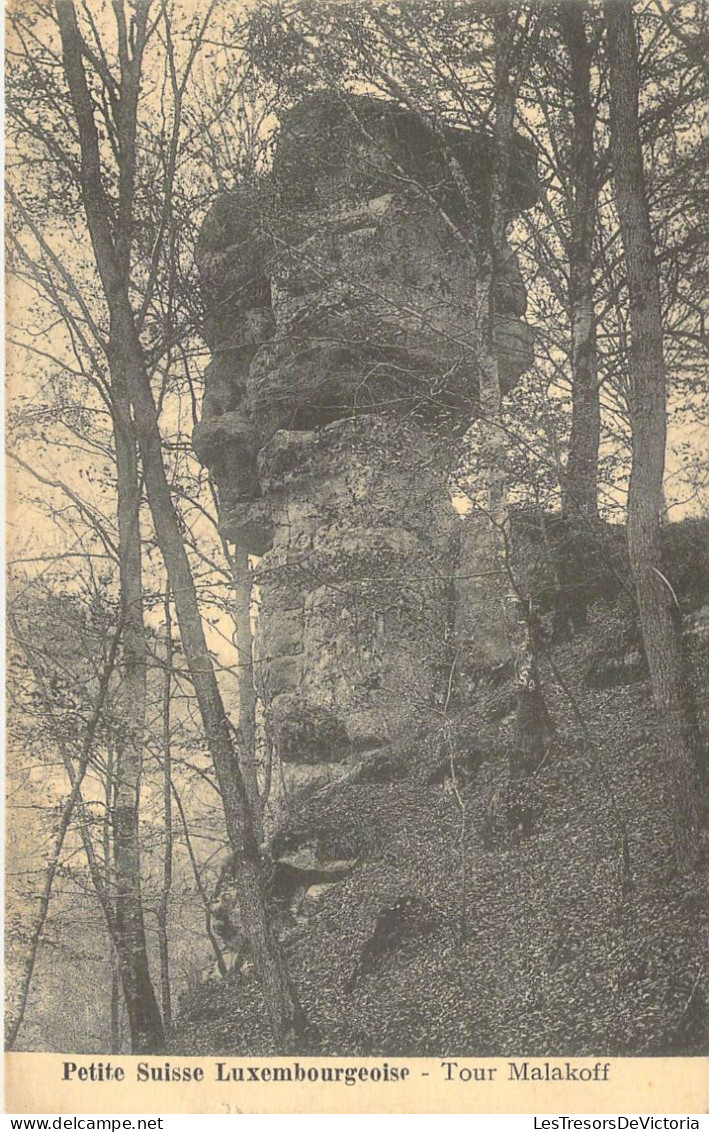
158,586,174,1035
171,784,229,978
477,2,554,776
605,0,702,865
229,543,262,841
110,365,165,1053
56,0,305,1047
4,620,122,1050
554,0,602,638
110,951,122,1054
560,1,601,525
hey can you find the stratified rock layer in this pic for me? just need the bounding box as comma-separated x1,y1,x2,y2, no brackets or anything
252,417,457,761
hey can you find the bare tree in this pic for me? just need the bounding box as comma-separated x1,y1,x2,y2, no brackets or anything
157,585,174,1036
111,364,165,1051
604,0,703,865
557,2,602,524
5,614,122,1049
53,0,304,1045
475,2,555,775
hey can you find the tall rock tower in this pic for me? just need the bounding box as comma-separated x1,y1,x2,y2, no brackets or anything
194,94,538,781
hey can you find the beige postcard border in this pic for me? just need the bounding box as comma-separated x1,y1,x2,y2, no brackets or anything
3,1055,708,1115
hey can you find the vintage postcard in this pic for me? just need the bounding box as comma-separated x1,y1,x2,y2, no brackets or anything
4,0,708,1116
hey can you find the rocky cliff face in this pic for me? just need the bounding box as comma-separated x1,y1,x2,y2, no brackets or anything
194,93,539,781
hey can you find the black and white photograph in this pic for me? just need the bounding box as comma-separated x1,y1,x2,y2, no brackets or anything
4,0,708,1104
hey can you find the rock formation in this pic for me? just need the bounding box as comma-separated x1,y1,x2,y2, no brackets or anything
194,93,539,784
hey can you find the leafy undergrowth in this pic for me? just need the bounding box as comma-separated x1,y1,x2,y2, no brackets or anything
174,602,708,1056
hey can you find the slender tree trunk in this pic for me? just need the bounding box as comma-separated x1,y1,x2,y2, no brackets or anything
158,586,174,1035
560,1,601,525
171,785,229,978
110,951,122,1054
110,364,165,1053
103,749,120,1053
554,1,602,638
56,0,305,1047
229,543,262,841
477,3,554,776
4,621,122,1050
605,0,702,864
11,604,162,1052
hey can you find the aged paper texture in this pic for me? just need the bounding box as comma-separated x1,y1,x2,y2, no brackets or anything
5,0,708,1116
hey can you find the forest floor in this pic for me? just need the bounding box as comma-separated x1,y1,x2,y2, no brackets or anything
175,577,708,1057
